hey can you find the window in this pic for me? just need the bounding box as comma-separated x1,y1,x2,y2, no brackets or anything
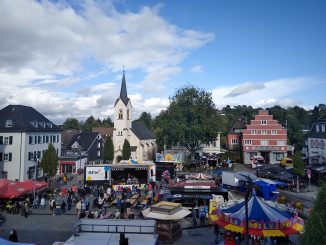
5,120,12,127
29,136,33,144
261,120,267,125
4,137,9,145
261,130,268,135
118,109,123,120
97,142,101,148
271,130,277,135
231,138,238,144
244,140,252,145
34,136,37,144
275,153,284,161
261,140,268,146
251,130,257,134
3,153,12,161
46,135,49,143
97,151,101,156
43,135,45,143
322,125,325,132
316,124,320,132
38,135,42,144
127,109,130,120
277,140,285,146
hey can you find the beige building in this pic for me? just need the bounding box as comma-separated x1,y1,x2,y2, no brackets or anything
113,72,156,163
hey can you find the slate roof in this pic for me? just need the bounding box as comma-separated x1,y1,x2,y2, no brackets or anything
114,72,131,106
229,120,246,133
0,105,61,132
131,122,155,140
61,129,80,148
66,132,101,151
307,116,326,139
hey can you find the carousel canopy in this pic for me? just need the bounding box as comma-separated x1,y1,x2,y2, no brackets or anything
213,193,304,237
221,194,292,223
190,173,213,180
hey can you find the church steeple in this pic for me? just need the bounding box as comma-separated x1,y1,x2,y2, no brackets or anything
119,70,129,105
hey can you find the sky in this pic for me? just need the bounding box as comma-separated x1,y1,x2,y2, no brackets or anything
0,0,326,124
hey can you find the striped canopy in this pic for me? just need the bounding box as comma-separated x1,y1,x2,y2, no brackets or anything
212,194,304,237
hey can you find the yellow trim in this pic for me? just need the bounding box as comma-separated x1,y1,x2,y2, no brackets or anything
263,230,285,237
292,223,304,232
224,224,244,233
209,214,218,223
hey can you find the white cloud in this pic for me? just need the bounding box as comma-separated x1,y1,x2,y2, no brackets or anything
0,0,214,123
211,77,316,109
189,65,203,73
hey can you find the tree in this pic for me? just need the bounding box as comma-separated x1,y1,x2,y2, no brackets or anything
102,117,114,127
156,86,220,159
103,136,114,162
134,112,152,129
122,139,131,160
293,152,305,192
302,181,326,245
40,143,58,188
81,115,100,132
63,118,80,130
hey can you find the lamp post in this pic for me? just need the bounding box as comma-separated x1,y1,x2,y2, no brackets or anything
234,172,257,245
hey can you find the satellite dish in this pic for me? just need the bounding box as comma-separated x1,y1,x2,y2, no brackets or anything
234,171,258,182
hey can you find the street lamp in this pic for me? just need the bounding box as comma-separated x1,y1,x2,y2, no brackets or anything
234,172,257,245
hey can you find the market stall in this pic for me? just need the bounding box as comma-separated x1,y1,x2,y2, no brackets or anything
142,201,190,242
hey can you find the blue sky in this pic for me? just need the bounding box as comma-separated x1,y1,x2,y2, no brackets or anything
0,0,325,123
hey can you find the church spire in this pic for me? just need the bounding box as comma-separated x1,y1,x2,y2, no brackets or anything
119,69,129,105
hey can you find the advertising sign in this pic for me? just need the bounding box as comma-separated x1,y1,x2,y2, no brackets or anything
85,166,110,181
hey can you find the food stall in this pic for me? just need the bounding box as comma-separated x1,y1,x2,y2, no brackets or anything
142,201,190,242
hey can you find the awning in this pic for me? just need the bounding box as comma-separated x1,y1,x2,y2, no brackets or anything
0,180,30,199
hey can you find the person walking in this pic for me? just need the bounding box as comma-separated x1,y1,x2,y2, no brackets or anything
199,205,206,227
61,200,66,214
67,195,72,211
76,200,82,217
192,208,197,226
24,202,29,218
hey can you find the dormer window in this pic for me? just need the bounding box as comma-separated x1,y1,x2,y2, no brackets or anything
118,110,123,120
5,120,12,128
261,120,267,125
316,124,320,132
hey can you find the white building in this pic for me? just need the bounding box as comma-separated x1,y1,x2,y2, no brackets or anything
113,72,157,163
305,115,326,164
0,105,61,181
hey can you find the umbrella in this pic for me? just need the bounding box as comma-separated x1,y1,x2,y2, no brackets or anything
213,193,304,237
0,180,30,199
19,180,48,191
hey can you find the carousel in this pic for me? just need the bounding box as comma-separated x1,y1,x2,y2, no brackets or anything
211,191,304,240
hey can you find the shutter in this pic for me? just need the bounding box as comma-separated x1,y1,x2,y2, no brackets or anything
0,153,2,161
0,136,2,144
9,153,12,161
9,136,13,144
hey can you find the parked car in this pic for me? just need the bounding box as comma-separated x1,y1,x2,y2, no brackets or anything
280,157,293,168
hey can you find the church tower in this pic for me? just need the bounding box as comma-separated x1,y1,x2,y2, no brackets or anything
113,71,132,162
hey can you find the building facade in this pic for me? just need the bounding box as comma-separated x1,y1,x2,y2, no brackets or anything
304,115,326,164
113,72,157,163
242,110,287,164
0,105,61,181
227,117,246,151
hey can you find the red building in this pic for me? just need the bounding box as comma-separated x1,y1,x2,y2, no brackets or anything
242,110,287,164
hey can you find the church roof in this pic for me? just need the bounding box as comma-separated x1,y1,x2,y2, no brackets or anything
115,71,130,106
131,122,155,140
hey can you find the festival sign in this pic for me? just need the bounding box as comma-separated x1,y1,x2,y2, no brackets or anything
85,166,109,181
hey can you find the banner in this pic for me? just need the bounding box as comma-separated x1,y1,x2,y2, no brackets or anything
85,166,109,181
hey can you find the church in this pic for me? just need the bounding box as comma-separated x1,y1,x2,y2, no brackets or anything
113,72,157,163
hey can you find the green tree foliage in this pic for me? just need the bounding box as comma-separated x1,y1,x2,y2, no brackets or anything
293,152,305,175
103,136,114,162
134,112,152,129
122,139,131,160
40,143,58,181
63,118,81,130
81,116,100,132
155,86,220,158
102,117,114,127
302,181,326,245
